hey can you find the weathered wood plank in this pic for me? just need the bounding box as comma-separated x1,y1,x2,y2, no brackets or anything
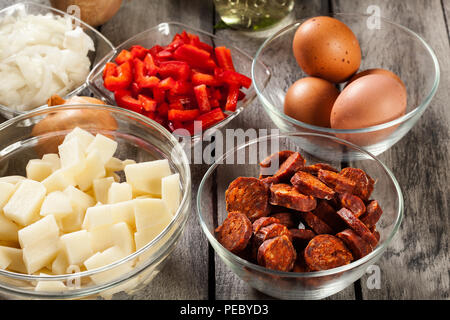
333,0,450,300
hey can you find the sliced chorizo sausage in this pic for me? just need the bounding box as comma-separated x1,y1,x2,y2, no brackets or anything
301,211,334,235
257,235,297,272
270,212,296,229
304,234,354,271
290,228,316,250
261,152,306,184
252,216,281,234
335,208,378,248
336,229,373,259
312,200,347,232
225,177,271,221
339,193,366,218
360,200,383,228
340,167,375,201
291,171,335,200
260,150,295,168
269,183,317,212
215,211,253,254
317,169,356,194
300,163,339,175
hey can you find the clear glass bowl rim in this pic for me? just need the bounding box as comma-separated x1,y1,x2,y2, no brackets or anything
0,104,191,283
197,131,404,278
251,12,441,134
0,1,116,116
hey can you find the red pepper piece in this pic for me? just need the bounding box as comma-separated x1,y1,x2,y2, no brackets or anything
158,61,190,81
158,77,176,91
209,98,220,108
191,72,222,86
225,85,240,112
158,102,169,117
169,101,184,110
195,107,226,130
149,45,164,56
212,89,222,101
103,62,116,79
156,50,173,60
215,68,252,89
143,53,158,76
130,45,148,59
115,50,134,65
153,87,165,103
179,31,191,44
166,38,185,52
168,109,200,122
194,84,211,113
187,33,214,53
170,81,193,96
138,94,157,112
104,61,133,91
134,58,160,89
115,89,142,113
131,82,141,97
173,44,216,69
215,47,235,71
238,90,246,101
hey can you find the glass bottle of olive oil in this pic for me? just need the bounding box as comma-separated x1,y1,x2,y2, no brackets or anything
214,0,295,31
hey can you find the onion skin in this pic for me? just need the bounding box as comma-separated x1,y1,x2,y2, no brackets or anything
50,0,123,27
31,95,118,156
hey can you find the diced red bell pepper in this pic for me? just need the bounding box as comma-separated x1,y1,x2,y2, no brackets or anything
170,81,193,95
131,82,141,96
215,47,235,71
168,101,184,110
168,109,200,122
144,53,158,76
104,61,133,91
130,45,148,59
173,44,216,70
158,102,169,117
191,72,222,87
158,77,176,91
153,87,165,103
209,98,219,108
238,90,246,101
138,94,157,112
225,85,240,112
103,62,116,79
115,89,142,113
187,33,214,53
115,50,133,65
149,45,164,56
166,38,185,52
156,50,173,60
194,84,211,113
134,58,160,89
158,61,190,81
215,68,252,89
195,107,226,130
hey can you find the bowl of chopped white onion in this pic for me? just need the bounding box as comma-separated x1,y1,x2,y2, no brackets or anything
0,2,116,119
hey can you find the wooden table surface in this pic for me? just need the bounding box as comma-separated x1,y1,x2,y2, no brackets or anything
0,0,448,300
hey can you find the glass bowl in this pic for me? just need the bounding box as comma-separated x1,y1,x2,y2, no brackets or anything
197,132,403,300
0,2,116,119
0,104,191,299
87,21,270,146
252,13,440,159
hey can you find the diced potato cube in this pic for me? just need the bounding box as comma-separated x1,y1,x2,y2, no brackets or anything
0,182,15,210
60,230,93,266
122,159,136,166
3,180,46,226
0,213,19,242
26,160,53,182
35,277,67,292
108,182,132,204
86,134,117,164
92,177,114,204
58,137,86,176
90,222,135,255
40,191,73,218
110,200,135,228
161,173,181,216
0,246,12,269
124,160,171,195
105,157,124,172
22,237,61,274
84,246,133,284
0,176,26,185
63,127,95,151
0,246,26,273
42,169,76,194
18,214,60,249
75,150,106,191
41,154,61,172
82,204,114,230
51,251,69,275
59,186,95,233
134,198,171,233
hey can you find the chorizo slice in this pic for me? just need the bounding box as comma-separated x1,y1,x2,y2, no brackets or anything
339,193,366,218
270,212,296,229
336,229,373,259
261,152,306,184
301,211,334,235
254,223,292,245
252,216,281,234
215,211,253,254
312,200,347,232
304,234,354,271
300,163,339,175
360,200,383,228
257,235,297,272
269,183,317,212
260,150,295,168
225,177,271,221
317,169,356,194
290,228,316,250
340,167,375,201
291,171,335,200
336,208,378,248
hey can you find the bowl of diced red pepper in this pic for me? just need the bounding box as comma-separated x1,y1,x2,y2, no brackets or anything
88,22,268,140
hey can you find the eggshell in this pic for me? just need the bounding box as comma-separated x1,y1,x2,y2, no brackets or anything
284,77,340,127
346,68,405,89
330,74,407,146
292,16,361,83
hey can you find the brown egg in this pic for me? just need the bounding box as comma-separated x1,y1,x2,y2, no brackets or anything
346,68,406,88
292,16,361,83
284,77,340,127
330,74,407,146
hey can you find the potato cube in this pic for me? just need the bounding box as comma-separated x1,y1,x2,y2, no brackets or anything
90,222,135,255
3,180,46,226
51,251,69,275
161,173,181,216
59,186,95,233
84,246,133,284
92,177,114,204
41,154,61,172
0,213,19,242
26,160,53,182
82,204,114,230
42,169,76,194
60,230,93,266
134,198,171,233
108,182,132,204
40,191,73,218
0,246,26,273
75,150,106,191
35,276,67,292
0,182,15,210
18,214,60,249
86,134,118,164
63,127,95,151
58,137,86,176
105,157,124,172
124,160,171,195
0,246,12,269
110,200,135,228
22,237,61,274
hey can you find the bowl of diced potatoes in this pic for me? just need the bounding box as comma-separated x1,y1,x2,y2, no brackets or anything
0,104,191,299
